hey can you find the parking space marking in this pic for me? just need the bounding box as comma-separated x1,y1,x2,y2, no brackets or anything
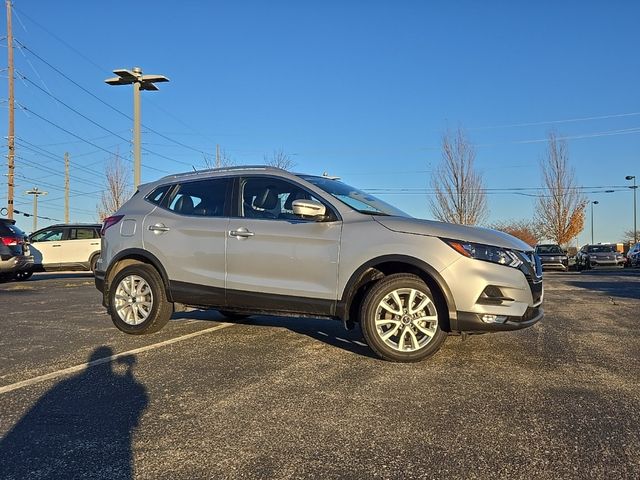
0,322,234,396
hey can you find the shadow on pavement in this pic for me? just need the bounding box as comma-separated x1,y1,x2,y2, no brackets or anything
29,272,95,282
0,346,148,479
173,309,376,359
566,270,640,300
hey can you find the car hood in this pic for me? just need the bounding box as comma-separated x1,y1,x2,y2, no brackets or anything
589,251,618,257
537,252,567,257
374,216,532,251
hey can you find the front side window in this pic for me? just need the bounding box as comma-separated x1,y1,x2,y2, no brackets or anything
240,177,327,220
30,228,64,242
166,178,229,217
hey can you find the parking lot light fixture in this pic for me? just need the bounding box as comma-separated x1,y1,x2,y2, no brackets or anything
625,175,637,244
104,67,169,189
591,200,599,244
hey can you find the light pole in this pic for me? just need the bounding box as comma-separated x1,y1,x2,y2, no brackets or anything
625,175,637,244
590,200,599,244
25,187,47,232
105,67,169,189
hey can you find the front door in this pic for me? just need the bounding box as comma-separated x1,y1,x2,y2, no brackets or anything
225,176,342,315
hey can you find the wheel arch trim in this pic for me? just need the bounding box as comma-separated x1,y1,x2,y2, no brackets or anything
104,248,172,301
338,254,457,324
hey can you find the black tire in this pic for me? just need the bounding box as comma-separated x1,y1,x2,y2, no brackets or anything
218,310,251,320
14,269,34,281
359,273,447,362
108,264,173,335
89,254,100,273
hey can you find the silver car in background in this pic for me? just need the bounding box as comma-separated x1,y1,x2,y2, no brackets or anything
95,166,543,362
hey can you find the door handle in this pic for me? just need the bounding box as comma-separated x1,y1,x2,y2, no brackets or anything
229,227,254,239
148,224,170,233
52,244,62,247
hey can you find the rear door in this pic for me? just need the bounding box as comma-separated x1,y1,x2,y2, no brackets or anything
66,227,101,265
225,176,342,315
141,177,232,306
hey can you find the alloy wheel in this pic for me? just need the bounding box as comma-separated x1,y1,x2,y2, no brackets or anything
374,287,438,352
114,275,154,325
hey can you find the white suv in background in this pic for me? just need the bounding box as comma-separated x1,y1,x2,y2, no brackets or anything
28,223,102,275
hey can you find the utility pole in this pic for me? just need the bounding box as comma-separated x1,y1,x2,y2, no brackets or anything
590,200,599,244
64,152,70,223
25,187,47,232
216,143,220,168
6,0,15,219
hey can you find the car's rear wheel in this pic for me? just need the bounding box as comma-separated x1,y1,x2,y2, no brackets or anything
109,264,173,334
14,269,33,281
360,273,447,362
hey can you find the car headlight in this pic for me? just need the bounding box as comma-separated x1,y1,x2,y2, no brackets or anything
444,239,524,268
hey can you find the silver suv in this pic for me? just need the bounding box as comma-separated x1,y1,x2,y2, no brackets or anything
95,166,543,362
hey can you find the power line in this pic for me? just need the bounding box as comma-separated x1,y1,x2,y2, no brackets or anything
15,40,213,158
17,72,194,168
469,111,640,131
16,103,171,174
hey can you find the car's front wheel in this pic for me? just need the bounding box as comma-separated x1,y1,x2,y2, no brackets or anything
360,273,447,362
109,264,173,334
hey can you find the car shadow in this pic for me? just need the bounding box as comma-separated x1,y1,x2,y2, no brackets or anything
29,272,95,282
0,346,147,479
173,309,377,359
565,269,640,300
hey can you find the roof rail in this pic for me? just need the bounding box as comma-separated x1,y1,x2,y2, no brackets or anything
161,165,286,180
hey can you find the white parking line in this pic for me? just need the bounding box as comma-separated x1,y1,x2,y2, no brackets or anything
0,322,234,396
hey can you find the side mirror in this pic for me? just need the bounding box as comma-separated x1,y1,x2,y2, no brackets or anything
292,199,326,218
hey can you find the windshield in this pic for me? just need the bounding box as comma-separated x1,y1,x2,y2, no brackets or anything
587,245,616,253
301,176,409,216
536,245,563,254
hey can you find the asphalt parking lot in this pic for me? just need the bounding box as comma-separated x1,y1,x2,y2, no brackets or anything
1,270,639,479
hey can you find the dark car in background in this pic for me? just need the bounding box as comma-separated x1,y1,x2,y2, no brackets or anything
575,244,625,270
626,242,640,268
0,218,34,281
535,244,568,271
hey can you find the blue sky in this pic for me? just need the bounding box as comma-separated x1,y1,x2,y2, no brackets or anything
1,0,639,245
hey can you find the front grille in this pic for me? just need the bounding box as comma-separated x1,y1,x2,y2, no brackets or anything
517,251,543,304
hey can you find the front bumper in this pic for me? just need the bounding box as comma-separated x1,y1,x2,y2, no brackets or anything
440,253,543,333
456,306,544,332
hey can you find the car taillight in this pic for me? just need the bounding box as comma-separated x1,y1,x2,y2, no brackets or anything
1,236,22,246
101,215,124,236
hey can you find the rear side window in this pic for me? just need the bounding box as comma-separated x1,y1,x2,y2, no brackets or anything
146,185,171,206
0,223,26,237
166,178,230,217
70,228,99,240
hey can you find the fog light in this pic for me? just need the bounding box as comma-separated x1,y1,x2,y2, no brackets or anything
481,314,507,324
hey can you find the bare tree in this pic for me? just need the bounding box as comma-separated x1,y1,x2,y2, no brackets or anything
622,229,640,245
429,128,487,225
97,154,132,221
202,146,235,169
264,148,296,171
490,219,539,247
535,132,587,245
